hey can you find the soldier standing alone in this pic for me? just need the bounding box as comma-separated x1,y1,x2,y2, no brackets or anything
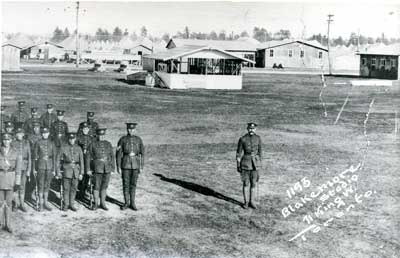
117,123,144,211
57,133,84,211
33,127,57,211
236,123,263,209
87,128,115,210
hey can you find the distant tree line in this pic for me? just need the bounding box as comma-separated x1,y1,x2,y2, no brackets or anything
49,25,400,46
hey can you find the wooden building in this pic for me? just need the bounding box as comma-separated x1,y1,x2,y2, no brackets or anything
24,41,64,61
357,43,400,80
256,39,328,70
2,43,22,71
165,38,257,67
142,45,255,89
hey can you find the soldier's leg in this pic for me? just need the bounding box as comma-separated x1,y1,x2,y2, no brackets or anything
249,170,258,209
69,177,79,211
4,190,14,233
241,170,250,209
121,169,131,210
129,169,139,210
43,170,54,211
62,177,70,211
93,173,101,210
18,171,28,212
100,173,111,210
37,170,46,211
0,190,5,228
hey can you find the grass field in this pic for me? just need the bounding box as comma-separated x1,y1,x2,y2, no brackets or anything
1,66,399,258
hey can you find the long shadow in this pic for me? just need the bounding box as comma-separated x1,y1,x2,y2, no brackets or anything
106,196,124,207
153,173,242,207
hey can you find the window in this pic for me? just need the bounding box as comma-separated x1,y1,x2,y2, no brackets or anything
361,58,367,65
371,58,376,65
270,49,274,57
288,50,293,57
300,50,304,58
138,51,143,55
391,59,396,67
380,58,386,66
123,49,131,54
318,52,323,59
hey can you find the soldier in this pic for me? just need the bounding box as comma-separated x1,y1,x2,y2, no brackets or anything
116,123,144,211
236,123,263,209
76,122,94,200
33,127,57,211
24,107,41,136
40,104,57,129
50,110,69,151
1,105,12,133
1,121,15,142
11,101,29,128
27,121,42,204
78,112,99,140
0,133,21,233
11,127,31,212
87,128,115,210
57,133,84,211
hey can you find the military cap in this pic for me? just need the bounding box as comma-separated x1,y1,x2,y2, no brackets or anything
2,133,13,141
126,123,137,129
87,112,95,118
1,105,5,111
32,121,41,127
4,121,13,128
18,101,26,107
247,122,257,129
56,110,65,116
31,107,38,113
15,127,24,134
67,132,77,139
46,104,54,109
96,128,107,135
41,127,50,133
81,122,89,128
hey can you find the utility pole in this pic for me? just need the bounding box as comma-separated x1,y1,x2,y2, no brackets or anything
327,14,334,75
75,1,80,68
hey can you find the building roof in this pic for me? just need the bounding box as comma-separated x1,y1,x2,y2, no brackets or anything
167,38,258,52
144,45,255,63
357,43,400,56
257,39,328,51
2,43,23,49
4,34,35,49
25,41,64,49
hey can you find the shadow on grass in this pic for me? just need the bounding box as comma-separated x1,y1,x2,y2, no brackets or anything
153,173,242,207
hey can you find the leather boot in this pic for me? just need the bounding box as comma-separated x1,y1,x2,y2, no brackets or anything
93,190,99,210
249,187,257,209
0,203,4,229
120,189,130,210
43,192,52,211
19,190,27,212
130,188,137,211
4,205,13,233
100,190,108,210
38,193,44,212
242,186,249,209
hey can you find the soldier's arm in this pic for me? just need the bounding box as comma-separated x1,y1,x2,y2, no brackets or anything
140,138,144,169
14,153,22,186
258,137,263,160
78,147,84,176
236,138,243,171
109,143,116,172
51,142,57,174
65,122,69,135
116,137,122,171
27,143,32,176
86,143,92,173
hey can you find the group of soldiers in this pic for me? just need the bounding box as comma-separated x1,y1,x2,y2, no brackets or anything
0,101,145,233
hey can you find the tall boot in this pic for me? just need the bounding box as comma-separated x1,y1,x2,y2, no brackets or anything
4,205,13,233
242,186,249,209
120,189,130,210
38,193,44,212
129,188,137,211
43,192,52,211
100,190,108,211
12,192,19,212
0,203,5,228
19,189,27,212
93,190,99,210
249,187,257,209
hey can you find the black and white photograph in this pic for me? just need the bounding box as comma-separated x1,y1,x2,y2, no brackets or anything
1,0,399,257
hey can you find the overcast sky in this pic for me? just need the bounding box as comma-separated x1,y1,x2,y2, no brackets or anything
2,1,400,39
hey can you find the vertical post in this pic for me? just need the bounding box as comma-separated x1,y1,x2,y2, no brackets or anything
205,59,208,75
327,14,334,75
179,57,182,74
75,1,80,68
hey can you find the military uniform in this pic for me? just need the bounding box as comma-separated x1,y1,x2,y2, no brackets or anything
57,133,84,211
76,122,94,200
27,121,42,206
24,107,41,136
33,127,57,211
87,128,115,210
50,110,69,150
11,101,29,129
40,104,57,129
236,123,263,209
0,133,21,233
77,112,99,140
117,123,144,210
11,127,31,212
1,105,12,133
0,121,14,143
